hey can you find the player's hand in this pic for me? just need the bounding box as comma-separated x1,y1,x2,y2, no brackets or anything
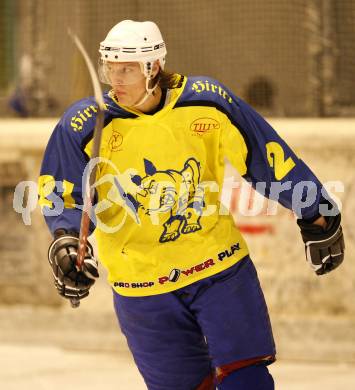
48,229,99,300
297,213,345,275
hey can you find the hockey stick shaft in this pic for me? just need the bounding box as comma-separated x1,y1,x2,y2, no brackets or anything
68,30,105,308
76,109,104,269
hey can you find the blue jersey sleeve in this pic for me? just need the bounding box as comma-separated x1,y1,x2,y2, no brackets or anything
39,100,96,236
233,98,329,219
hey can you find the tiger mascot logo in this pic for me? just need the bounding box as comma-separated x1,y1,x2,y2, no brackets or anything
129,157,204,243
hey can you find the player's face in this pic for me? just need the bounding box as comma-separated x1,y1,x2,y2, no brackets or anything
106,62,147,106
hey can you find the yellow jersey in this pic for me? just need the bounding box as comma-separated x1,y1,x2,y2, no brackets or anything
39,74,324,296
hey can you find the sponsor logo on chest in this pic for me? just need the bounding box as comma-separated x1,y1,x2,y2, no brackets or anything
108,131,123,151
190,117,220,136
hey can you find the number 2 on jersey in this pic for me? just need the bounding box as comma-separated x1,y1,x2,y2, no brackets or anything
266,142,296,180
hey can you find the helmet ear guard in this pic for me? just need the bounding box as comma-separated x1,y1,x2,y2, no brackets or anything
145,61,161,80
144,61,152,78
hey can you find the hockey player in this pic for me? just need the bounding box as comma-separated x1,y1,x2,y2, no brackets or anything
39,20,345,390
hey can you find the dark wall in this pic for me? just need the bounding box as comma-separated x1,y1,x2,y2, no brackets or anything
3,0,355,117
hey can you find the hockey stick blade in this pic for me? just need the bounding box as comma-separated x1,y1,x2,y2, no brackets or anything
68,29,105,110
68,29,105,308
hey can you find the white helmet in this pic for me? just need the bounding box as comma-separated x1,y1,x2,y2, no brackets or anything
99,20,167,81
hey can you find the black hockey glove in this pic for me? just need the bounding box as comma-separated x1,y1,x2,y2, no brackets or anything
297,213,345,275
48,229,99,300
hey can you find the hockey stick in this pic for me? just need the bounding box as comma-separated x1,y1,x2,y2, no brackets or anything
68,30,105,308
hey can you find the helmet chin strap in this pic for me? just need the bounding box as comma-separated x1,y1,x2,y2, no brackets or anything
132,76,159,108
